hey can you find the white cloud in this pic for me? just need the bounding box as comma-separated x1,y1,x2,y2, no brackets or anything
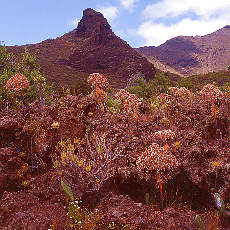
97,6,119,21
71,18,80,27
118,0,137,9
137,17,230,46
143,0,230,19
136,0,230,46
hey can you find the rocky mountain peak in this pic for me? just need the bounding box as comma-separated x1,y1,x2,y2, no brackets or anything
222,25,230,30
7,8,156,87
74,8,112,44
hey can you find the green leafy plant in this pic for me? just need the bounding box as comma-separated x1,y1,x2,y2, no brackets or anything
195,215,205,230
125,72,153,100
105,96,121,114
60,180,106,229
145,192,150,205
61,180,74,202
0,46,54,108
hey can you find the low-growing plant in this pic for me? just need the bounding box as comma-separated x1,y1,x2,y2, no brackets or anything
105,96,121,114
195,214,205,230
61,180,105,229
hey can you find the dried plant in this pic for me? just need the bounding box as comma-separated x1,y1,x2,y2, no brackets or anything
6,73,30,94
87,73,110,112
137,142,178,209
114,89,142,125
198,84,223,119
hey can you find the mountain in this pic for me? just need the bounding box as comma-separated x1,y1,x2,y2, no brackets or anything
136,26,230,76
7,8,156,88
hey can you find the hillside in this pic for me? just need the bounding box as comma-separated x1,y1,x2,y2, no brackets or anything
136,26,230,76
7,9,156,89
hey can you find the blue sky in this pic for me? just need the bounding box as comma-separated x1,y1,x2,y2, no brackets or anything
1,0,230,47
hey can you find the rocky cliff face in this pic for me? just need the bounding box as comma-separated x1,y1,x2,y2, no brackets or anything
7,8,156,88
136,26,230,76
63,9,156,81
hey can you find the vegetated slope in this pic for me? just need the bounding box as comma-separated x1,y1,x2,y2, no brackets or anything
136,25,230,76
7,8,156,88
0,85,229,229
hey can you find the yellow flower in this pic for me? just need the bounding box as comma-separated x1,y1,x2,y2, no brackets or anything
161,117,169,124
77,159,84,167
22,163,29,170
74,137,80,144
59,140,66,147
88,112,93,116
85,164,92,172
18,152,26,158
61,152,67,158
80,138,86,144
211,161,222,169
51,121,60,128
173,141,181,148
22,180,29,187
68,144,74,151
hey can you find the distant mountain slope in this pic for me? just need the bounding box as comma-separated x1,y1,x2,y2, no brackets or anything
137,52,184,77
7,8,156,88
136,26,230,76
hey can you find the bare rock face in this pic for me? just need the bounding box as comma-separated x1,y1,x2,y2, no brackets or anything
74,8,112,45
65,8,156,81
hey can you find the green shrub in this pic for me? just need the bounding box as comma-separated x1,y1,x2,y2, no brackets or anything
0,46,54,107
105,96,121,113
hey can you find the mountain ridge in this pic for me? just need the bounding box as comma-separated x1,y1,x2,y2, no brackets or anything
7,8,156,88
135,25,230,76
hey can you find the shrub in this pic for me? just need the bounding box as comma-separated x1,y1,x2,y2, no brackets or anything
6,73,30,94
198,84,224,120
137,142,178,209
199,84,223,103
125,72,153,100
0,47,54,108
87,73,109,90
87,73,110,112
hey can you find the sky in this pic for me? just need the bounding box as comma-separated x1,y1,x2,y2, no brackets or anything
1,0,230,48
